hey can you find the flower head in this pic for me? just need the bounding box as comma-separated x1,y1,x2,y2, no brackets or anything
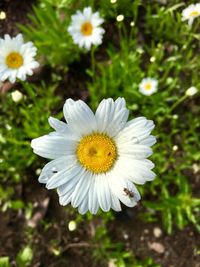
139,78,158,96
31,98,156,214
182,4,200,26
68,7,105,50
0,34,39,83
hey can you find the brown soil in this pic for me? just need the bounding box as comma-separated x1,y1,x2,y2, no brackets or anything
1,177,200,267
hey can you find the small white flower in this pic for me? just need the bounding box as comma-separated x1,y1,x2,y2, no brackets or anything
11,90,23,102
31,98,156,214
0,11,6,20
0,34,39,83
185,86,198,96
116,14,124,22
68,7,105,50
182,4,200,26
172,145,178,151
68,220,77,231
139,78,158,96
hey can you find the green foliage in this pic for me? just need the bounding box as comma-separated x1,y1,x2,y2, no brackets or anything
0,81,61,182
0,82,61,216
0,247,33,267
0,257,11,267
87,0,200,234
92,222,160,267
19,1,79,68
16,246,33,267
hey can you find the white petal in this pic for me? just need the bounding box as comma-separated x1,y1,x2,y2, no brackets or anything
71,171,92,208
95,98,128,136
110,193,122,212
46,164,82,189
48,117,80,140
118,144,153,159
106,108,129,137
88,176,99,214
116,157,156,184
116,118,155,143
95,98,115,132
78,196,89,214
59,187,74,206
109,169,140,207
96,174,111,212
140,135,156,146
63,99,96,135
57,167,85,196
83,7,92,19
188,17,194,26
38,156,75,184
48,117,70,134
31,133,76,159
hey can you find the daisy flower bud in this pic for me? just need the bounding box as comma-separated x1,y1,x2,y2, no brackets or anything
139,78,158,96
68,221,77,231
0,11,6,20
116,15,124,22
185,86,198,96
0,34,39,83
11,90,23,102
182,4,200,26
31,98,156,214
68,7,105,50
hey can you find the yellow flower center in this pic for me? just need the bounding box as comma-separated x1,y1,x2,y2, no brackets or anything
190,11,199,17
144,83,152,90
76,133,118,173
6,52,23,69
81,22,93,36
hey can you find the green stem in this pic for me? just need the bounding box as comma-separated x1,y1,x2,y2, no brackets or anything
168,94,188,114
91,46,96,82
7,138,30,146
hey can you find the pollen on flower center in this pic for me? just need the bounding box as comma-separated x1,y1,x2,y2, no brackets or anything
81,22,93,36
76,133,118,173
190,11,199,17
144,83,152,90
6,52,23,69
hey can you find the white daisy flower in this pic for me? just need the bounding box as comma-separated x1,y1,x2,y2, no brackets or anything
31,98,156,214
139,78,158,96
182,3,200,26
0,34,39,83
68,7,105,50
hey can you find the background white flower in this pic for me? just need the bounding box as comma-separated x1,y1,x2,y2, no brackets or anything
139,78,158,96
11,90,23,102
182,3,200,26
68,7,105,50
31,98,156,214
185,86,198,96
0,34,39,83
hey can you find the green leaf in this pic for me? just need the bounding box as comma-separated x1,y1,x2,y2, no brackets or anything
0,257,11,267
16,246,33,267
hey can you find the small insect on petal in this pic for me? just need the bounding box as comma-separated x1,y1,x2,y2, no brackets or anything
124,188,134,198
